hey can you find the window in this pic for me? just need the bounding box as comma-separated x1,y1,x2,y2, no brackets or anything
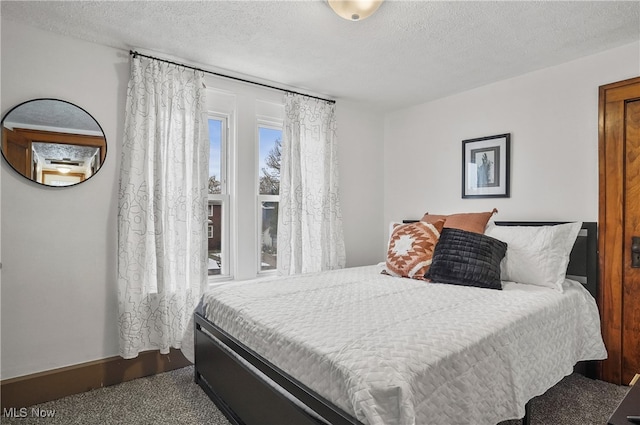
208,116,229,277
258,124,282,272
204,82,284,280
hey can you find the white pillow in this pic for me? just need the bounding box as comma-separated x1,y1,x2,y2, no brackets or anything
485,222,582,292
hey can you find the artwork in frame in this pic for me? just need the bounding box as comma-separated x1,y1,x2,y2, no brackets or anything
462,133,510,198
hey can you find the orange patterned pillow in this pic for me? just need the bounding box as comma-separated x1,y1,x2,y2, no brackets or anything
385,220,445,280
421,208,497,234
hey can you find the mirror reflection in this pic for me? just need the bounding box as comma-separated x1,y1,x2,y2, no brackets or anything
1,98,107,187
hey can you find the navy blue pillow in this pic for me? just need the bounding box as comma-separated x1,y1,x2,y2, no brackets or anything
425,228,507,290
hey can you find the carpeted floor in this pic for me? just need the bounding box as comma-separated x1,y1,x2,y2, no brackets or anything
497,372,630,425
0,366,630,425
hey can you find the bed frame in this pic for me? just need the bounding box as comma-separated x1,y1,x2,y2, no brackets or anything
194,221,598,425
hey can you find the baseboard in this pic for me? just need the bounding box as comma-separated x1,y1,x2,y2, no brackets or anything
0,348,191,410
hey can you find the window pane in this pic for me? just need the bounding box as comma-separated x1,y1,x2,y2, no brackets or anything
260,201,278,271
209,119,222,194
208,118,224,276
258,127,282,195
207,201,222,275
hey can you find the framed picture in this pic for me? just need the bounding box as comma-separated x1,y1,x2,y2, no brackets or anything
462,133,510,198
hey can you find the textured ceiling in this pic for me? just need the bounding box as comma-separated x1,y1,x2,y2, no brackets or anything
2,1,639,111
3,99,103,134
32,142,99,166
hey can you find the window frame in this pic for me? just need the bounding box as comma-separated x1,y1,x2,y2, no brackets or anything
207,112,232,282
256,119,283,275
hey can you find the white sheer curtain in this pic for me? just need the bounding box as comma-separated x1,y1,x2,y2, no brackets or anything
117,55,208,359
277,94,346,275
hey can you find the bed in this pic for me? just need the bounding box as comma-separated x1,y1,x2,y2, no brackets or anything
188,221,606,425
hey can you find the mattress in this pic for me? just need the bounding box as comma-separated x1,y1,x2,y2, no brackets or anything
195,265,606,425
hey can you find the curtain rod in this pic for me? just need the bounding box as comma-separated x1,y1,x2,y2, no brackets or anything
129,50,336,105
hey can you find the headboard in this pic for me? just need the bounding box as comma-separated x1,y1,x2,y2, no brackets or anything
403,220,598,299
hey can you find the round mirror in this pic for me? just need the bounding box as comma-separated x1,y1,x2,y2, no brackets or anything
1,98,107,187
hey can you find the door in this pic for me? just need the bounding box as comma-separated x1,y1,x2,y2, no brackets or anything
599,76,640,385
2,127,32,178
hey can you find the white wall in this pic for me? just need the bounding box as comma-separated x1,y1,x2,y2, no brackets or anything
1,19,127,379
337,101,386,266
383,42,640,231
0,18,385,379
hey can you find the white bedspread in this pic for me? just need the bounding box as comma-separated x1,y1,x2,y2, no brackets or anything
196,265,606,425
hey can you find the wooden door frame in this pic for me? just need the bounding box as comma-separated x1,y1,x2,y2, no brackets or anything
598,76,640,384
12,127,106,164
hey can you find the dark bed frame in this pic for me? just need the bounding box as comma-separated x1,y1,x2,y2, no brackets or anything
194,221,598,425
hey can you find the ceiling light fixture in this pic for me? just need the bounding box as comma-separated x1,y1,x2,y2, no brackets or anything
328,0,383,21
57,165,72,174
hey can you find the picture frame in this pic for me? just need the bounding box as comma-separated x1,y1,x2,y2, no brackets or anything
462,133,510,198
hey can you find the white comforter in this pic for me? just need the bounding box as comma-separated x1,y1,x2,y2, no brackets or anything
194,265,606,425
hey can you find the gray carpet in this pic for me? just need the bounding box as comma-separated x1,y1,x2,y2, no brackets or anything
1,367,630,425
497,373,630,425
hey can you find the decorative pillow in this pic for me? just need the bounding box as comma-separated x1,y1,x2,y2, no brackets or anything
484,222,582,292
421,208,497,234
425,228,507,290
385,220,445,280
